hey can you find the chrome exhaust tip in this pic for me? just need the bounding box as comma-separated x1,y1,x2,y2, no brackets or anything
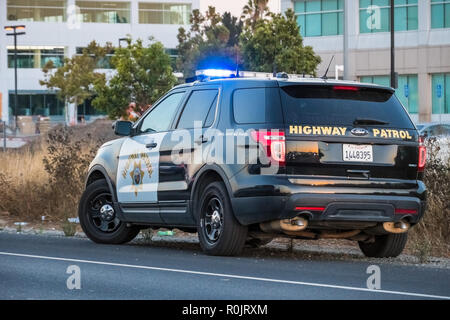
383,220,410,234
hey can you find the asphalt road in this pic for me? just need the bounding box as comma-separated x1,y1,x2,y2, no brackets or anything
0,232,449,300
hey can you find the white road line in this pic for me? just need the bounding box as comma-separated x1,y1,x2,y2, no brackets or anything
0,251,449,300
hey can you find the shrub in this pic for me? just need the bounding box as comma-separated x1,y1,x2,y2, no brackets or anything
0,120,114,222
408,137,450,257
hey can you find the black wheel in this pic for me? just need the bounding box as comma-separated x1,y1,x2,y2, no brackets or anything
197,181,247,256
79,179,139,244
358,232,408,258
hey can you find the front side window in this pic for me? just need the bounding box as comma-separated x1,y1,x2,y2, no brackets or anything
359,0,418,33
176,90,218,129
139,3,191,24
76,1,130,23
7,0,66,22
431,0,450,29
294,0,343,37
139,92,185,134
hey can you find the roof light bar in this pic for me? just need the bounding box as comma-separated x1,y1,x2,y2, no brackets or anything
196,69,236,78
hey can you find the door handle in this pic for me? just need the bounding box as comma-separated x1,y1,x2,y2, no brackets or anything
146,142,157,149
195,135,208,144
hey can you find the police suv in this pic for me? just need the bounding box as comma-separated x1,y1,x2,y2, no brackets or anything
79,76,427,257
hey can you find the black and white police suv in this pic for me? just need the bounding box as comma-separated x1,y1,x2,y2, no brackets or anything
79,76,427,257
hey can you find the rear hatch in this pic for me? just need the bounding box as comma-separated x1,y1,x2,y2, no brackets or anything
279,83,419,182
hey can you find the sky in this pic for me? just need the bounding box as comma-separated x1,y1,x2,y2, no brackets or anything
200,0,281,18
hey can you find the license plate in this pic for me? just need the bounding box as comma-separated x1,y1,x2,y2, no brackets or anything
343,144,373,162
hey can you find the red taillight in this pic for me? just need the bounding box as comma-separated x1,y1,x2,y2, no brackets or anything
418,136,426,172
395,209,418,215
295,206,325,211
333,86,359,91
251,130,285,166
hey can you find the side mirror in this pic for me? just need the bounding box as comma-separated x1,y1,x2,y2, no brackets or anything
114,121,133,136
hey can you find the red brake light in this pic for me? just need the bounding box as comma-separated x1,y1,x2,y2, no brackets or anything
418,136,426,172
333,86,359,91
251,130,285,166
395,209,418,215
295,206,325,212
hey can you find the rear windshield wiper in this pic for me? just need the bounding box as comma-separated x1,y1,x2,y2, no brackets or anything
353,118,389,126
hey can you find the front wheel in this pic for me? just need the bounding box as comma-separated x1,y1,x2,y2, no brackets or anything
358,232,408,258
79,179,139,244
197,181,247,256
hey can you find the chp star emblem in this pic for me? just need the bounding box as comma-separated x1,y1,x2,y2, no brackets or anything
130,160,145,196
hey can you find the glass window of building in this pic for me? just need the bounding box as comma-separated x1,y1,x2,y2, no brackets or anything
432,74,450,114
76,1,130,23
7,0,66,22
139,2,191,24
294,0,343,37
360,74,418,114
360,0,418,33
7,46,65,69
8,92,65,116
431,0,450,29
165,48,179,70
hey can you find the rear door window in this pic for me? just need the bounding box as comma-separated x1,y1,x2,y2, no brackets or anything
233,88,283,124
280,85,414,129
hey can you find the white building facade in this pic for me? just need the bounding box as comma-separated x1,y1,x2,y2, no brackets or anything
0,0,199,124
282,0,450,123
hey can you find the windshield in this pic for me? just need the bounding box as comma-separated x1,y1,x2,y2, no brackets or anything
280,85,415,130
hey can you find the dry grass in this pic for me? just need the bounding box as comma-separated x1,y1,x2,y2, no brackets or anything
0,119,115,225
407,137,450,258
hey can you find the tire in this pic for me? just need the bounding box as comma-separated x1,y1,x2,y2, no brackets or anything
358,232,408,258
78,179,139,244
197,181,247,256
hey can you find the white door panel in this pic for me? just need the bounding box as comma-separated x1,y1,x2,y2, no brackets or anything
116,132,166,203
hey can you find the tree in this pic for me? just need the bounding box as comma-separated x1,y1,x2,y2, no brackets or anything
241,0,270,29
40,41,111,125
93,38,177,120
176,7,243,79
240,9,321,76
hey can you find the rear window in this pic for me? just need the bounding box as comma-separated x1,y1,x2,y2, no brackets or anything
280,85,414,129
233,88,283,124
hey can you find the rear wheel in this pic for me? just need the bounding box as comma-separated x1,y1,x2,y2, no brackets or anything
79,179,139,244
197,181,247,256
358,232,408,258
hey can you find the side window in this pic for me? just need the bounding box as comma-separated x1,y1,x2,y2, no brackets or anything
204,95,218,128
176,89,218,129
233,88,282,124
139,92,184,133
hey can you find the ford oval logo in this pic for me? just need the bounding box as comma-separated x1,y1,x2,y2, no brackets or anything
351,128,369,136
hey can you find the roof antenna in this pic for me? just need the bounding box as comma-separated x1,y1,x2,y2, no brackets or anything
235,50,240,78
321,55,335,80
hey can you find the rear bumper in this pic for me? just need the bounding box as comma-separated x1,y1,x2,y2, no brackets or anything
230,175,426,226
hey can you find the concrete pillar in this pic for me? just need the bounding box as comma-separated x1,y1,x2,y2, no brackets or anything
280,0,294,14
130,0,139,26
417,0,432,122
418,72,432,122
0,0,9,123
